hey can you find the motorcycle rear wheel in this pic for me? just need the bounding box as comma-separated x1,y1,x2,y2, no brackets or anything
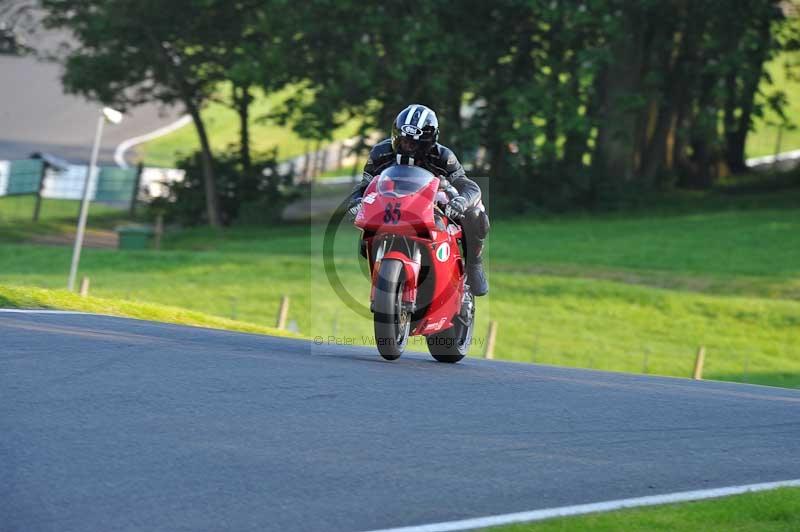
373,259,411,361
426,296,474,363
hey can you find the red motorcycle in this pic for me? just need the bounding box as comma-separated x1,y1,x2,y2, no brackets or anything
354,164,475,363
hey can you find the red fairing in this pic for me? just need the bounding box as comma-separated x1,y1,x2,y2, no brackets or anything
357,165,467,338
413,229,464,335
355,177,439,236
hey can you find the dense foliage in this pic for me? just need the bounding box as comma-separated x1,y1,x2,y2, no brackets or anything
153,151,294,226
288,1,800,210
0,0,37,55
42,0,800,221
41,0,293,226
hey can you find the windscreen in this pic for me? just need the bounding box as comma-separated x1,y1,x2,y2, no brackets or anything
376,165,435,198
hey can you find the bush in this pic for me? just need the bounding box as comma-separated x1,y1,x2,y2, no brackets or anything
152,150,296,226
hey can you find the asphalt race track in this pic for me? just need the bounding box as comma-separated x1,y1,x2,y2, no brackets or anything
2,311,799,532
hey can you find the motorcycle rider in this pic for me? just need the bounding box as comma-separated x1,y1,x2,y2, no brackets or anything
347,104,489,296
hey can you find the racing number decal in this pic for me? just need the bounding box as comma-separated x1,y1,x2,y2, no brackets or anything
383,203,401,224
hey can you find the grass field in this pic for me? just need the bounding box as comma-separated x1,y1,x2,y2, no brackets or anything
1,183,799,388
0,195,123,224
747,51,800,159
487,488,800,532
139,85,363,168
0,285,294,338
0,195,134,241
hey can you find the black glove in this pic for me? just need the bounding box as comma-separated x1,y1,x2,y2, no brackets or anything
445,196,468,220
345,199,362,221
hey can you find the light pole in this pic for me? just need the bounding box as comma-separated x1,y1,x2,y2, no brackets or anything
68,107,124,291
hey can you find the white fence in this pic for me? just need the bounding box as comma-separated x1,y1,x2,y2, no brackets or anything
0,161,9,196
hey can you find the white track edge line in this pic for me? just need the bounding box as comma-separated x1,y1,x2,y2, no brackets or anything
360,479,800,532
114,115,193,168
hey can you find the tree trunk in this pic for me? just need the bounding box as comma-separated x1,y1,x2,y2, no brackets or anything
724,17,771,174
445,75,464,156
592,10,647,195
145,32,221,227
562,70,592,180
561,17,593,188
187,103,221,227
672,103,693,176
543,5,565,171
233,83,253,175
641,14,697,185
486,100,509,182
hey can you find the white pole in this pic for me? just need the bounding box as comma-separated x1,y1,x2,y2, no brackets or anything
68,114,106,291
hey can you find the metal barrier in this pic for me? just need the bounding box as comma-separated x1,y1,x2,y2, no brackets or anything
0,158,185,222
0,159,136,202
5,159,44,195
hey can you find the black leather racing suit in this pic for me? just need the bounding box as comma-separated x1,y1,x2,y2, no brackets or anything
348,139,490,291
348,139,481,209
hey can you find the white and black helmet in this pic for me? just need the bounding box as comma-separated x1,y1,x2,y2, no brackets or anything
391,104,439,159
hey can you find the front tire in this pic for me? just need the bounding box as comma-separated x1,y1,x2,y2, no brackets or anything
373,259,411,361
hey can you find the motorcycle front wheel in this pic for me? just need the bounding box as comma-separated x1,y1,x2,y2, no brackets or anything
373,259,411,361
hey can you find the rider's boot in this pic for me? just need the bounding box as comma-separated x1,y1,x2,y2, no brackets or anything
462,207,490,296
467,254,489,296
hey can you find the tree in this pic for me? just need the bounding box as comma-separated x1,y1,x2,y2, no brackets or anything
47,0,788,218
720,2,784,173
208,1,293,175
41,0,242,227
0,0,37,55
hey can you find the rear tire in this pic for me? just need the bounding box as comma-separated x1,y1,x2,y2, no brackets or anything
426,295,474,363
373,260,411,361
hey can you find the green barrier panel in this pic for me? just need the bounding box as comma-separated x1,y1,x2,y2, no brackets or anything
7,160,43,195
95,167,138,202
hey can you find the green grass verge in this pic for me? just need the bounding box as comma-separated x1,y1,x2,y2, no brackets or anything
0,195,124,223
0,195,136,241
2,195,799,388
486,487,800,532
0,284,296,338
140,85,362,168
